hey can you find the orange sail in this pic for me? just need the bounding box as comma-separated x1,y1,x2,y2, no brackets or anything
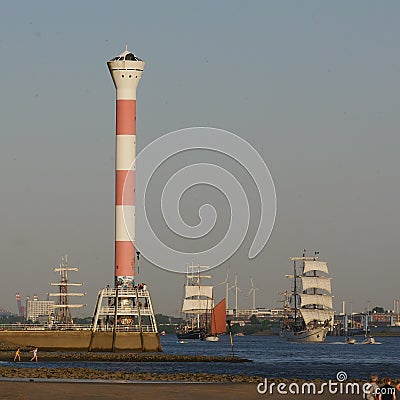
210,298,226,336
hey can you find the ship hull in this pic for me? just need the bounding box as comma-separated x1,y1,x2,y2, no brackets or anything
281,326,329,343
176,328,205,340
361,336,376,345
0,330,162,352
204,335,219,342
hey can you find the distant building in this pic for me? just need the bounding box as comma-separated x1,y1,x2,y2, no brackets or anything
227,308,258,318
226,308,286,323
0,307,12,317
26,299,55,322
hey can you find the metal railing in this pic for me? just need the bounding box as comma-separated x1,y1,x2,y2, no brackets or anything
99,306,153,315
102,288,149,297
95,324,155,333
0,323,157,333
0,323,93,331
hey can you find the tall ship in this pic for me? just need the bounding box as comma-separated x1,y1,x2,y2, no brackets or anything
281,252,334,343
176,264,226,341
48,255,86,325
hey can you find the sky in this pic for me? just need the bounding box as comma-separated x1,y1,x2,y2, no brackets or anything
0,1,399,317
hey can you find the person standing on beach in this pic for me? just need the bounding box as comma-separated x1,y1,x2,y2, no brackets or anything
30,348,38,362
365,374,379,400
13,347,21,362
378,377,396,400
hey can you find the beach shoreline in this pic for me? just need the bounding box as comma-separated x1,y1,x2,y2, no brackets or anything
0,362,396,399
0,366,260,383
0,350,248,363
0,380,366,400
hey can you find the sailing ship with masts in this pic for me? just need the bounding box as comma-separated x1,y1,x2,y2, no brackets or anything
281,251,334,343
176,263,226,341
49,255,85,325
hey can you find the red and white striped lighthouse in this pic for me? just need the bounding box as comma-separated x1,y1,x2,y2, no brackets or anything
107,47,145,288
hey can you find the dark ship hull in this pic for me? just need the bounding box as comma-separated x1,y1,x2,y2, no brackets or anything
176,327,205,340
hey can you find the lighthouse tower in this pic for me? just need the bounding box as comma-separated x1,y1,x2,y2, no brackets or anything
83,47,159,352
107,47,145,289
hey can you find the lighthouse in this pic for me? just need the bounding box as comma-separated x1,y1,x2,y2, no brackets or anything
107,47,145,288
90,47,159,352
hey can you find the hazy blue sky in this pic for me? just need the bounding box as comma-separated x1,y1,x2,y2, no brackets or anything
0,1,399,316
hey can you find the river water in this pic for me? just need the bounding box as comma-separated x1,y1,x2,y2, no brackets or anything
2,335,399,380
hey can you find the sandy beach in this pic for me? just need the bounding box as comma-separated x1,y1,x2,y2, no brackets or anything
0,381,363,400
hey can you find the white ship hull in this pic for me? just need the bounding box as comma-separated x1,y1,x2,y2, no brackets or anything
281,326,329,343
204,335,219,342
361,336,376,344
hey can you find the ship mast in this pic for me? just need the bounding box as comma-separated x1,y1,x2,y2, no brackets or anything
49,255,85,324
313,251,319,300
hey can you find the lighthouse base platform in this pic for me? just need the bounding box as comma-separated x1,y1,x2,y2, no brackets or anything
0,330,162,352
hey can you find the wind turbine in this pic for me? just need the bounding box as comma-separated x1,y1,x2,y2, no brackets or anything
247,277,260,310
229,273,241,311
217,266,230,310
